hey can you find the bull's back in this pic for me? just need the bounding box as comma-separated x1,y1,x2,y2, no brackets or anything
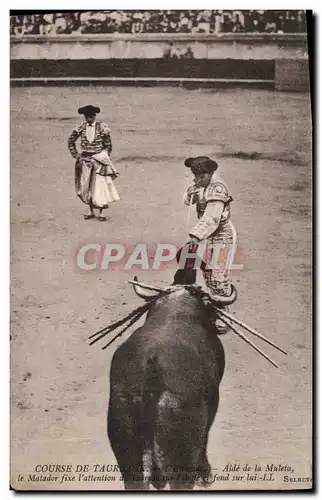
111,318,224,399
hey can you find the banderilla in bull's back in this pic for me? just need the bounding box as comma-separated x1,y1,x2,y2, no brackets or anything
89,277,287,368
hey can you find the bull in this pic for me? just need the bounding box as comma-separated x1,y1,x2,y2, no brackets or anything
107,270,237,491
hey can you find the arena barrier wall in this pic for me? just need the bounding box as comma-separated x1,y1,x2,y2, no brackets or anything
275,58,310,91
10,33,309,91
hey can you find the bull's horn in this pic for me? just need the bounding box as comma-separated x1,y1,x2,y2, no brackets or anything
130,277,164,301
208,284,237,306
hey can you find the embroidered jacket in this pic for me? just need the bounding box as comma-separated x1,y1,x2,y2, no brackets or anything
184,178,233,240
68,121,112,158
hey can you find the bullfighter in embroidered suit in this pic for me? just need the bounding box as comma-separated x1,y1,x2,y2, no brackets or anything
68,105,120,221
183,156,237,331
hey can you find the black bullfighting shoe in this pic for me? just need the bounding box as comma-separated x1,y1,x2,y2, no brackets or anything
215,316,230,334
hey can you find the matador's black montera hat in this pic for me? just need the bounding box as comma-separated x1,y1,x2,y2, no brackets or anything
78,105,101,115
184,156,218,175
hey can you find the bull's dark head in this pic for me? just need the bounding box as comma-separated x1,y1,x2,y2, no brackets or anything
133,243,237,306
132,270,237,307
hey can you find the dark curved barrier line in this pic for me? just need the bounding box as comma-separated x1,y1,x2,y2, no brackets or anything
10,58,275,80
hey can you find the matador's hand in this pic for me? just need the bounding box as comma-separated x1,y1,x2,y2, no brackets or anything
186,237,200,252
187,185,199,196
